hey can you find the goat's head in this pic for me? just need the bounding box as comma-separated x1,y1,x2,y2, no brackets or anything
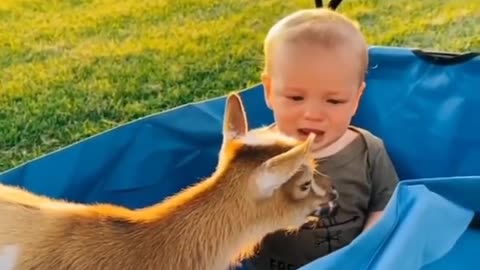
216,92,338,228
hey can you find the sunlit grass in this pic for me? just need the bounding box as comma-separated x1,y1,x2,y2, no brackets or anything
0,0,479,170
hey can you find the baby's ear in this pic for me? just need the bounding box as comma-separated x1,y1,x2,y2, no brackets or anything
353,81,366,114
222,92,248,144
254,133,315,198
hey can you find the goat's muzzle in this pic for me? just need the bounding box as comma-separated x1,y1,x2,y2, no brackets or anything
309,188,339,218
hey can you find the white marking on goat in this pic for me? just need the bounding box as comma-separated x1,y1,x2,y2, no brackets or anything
311,179,326,196
0,245,20,270
329,201,336,208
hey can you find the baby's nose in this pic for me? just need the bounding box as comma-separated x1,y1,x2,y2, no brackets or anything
304,103,327,120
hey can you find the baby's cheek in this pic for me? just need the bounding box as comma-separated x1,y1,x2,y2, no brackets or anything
277,121,298,136
276,111,294,124
277,102,301,116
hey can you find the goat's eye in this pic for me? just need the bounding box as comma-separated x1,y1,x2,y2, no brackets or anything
300,182,310,191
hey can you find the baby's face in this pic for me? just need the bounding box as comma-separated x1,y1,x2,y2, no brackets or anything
263,42,365,153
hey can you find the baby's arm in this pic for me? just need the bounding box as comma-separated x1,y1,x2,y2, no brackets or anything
364,211,385,231
363,141,399,232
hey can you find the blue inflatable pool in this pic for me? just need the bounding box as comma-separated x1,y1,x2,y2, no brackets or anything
1,45,479,270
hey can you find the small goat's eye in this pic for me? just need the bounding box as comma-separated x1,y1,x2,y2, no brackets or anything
300,182,310,191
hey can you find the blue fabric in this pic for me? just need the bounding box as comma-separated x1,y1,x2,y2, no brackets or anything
296,177,477,270
1,46,479,269
354,47,480,180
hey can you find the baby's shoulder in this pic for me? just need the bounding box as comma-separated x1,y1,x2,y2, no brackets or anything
350,126,387,154
350,126,398,177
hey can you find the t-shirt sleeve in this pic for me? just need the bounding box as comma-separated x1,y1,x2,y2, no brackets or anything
368,140,399,212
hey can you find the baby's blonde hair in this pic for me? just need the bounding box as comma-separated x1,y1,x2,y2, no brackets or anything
263,8,368,83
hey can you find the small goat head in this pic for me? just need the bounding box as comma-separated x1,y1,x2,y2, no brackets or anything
216,92,338,229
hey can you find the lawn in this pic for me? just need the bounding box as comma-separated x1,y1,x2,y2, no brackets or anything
0,0,478,171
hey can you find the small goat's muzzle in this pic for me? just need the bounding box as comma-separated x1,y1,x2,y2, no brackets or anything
309,187,339,218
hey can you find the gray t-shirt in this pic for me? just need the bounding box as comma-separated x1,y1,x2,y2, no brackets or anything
248,126,399,270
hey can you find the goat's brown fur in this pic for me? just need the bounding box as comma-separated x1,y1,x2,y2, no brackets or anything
0,92,338,270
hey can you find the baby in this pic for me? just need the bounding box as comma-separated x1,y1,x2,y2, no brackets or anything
248,8,399,270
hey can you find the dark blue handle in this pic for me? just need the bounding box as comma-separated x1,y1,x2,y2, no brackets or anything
469,212,480,230
315,0,343,10
412,49,479,65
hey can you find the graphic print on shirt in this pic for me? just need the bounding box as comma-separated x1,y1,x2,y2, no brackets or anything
301,208,360,253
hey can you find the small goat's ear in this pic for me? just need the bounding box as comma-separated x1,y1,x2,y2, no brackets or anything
222,92,248,143
255,133,316,198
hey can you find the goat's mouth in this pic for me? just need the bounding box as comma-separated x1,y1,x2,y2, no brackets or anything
301,200,339,230
308,200,339,218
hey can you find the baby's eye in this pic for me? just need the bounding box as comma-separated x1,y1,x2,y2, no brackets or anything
287,96,303,101
327,99,345,104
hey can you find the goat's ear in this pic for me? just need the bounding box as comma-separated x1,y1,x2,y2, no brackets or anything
255,133,316,198
222,92,248,143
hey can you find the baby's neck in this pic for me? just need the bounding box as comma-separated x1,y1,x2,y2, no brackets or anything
313,128,359,159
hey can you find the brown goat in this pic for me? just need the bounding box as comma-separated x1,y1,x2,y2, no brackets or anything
0,92,338,270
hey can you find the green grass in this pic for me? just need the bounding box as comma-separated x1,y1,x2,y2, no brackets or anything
0,0,479,171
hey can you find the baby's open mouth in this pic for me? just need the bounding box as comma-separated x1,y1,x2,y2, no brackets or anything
298,128,324,140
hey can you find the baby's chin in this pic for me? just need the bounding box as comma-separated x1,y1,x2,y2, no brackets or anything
310,141,330,154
